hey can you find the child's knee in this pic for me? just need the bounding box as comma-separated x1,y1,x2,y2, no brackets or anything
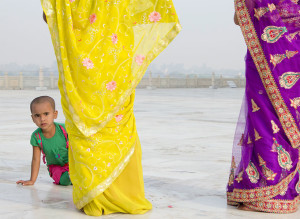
59,171,71,186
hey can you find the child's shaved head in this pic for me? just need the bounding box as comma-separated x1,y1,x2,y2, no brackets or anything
30,96,56,113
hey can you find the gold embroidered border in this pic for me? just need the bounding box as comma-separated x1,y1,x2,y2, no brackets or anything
74,145,135,209
244,196,300,213
227,162,299,203
235,0,300,148
227,196,300,214
228,196,300,213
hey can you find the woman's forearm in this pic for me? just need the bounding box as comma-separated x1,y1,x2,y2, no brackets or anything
234,12,240,26
43,12,47,24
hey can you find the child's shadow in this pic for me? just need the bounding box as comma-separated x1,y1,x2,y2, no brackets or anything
12,181,75,211
37,183,74,210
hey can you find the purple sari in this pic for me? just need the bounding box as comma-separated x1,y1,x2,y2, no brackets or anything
227,0,300,213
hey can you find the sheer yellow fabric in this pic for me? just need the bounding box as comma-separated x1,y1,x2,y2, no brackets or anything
40,0,181,214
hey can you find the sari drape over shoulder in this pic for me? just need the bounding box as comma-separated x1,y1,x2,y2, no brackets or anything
227,0,300,213
40,0,181,215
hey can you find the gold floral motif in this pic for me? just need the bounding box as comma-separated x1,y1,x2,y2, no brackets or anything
270,54,286,68
228,172,234,186
286,50,299,59
285,31,300,42
251,99,260,112
254,129,262,141
291,0,299,4
267,3,276,12
283,16,300,25
246,162,260,184
271,120,280,134
261,26,287,43
254,4,276,20
238,134,245,146
235,171,243,183
271,138,293,171
290,97,300,109
228,156,237,186
247,135,252,144
258,154,277,181
270,51,298,68
279,72,300,89
254,8,269,20
231,156,237,169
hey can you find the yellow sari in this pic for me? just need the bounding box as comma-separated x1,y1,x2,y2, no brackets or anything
41,0,181,216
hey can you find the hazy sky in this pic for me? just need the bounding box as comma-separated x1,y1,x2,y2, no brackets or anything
0,0,246,70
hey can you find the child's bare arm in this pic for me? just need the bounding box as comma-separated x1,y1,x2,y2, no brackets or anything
16,146,41,186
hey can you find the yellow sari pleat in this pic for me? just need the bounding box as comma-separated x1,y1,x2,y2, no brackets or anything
83,136,152,216
40,0,181,215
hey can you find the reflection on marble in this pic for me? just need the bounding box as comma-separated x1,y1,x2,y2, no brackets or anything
0,89,299,218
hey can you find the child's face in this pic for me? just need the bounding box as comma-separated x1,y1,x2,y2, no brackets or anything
31,102,58,131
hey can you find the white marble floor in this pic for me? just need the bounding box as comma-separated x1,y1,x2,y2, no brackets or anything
0,88,299,218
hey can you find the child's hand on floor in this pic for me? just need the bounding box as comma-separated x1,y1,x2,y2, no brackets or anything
16,180,35,186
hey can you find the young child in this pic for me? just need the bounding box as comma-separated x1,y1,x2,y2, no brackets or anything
16,96,71,186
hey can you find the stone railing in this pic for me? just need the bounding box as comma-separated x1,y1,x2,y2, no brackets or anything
0,71,245,90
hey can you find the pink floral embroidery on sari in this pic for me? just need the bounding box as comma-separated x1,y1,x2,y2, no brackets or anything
115,114,123,122
135,55,145,66
112,34,118,44
82,58,94,69
89,14,97,24
149,11,161,22
106,81,117,91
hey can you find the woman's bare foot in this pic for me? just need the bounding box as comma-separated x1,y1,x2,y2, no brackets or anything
238,204,257,212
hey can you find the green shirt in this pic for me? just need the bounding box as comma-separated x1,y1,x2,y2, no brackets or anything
30,122,68,166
